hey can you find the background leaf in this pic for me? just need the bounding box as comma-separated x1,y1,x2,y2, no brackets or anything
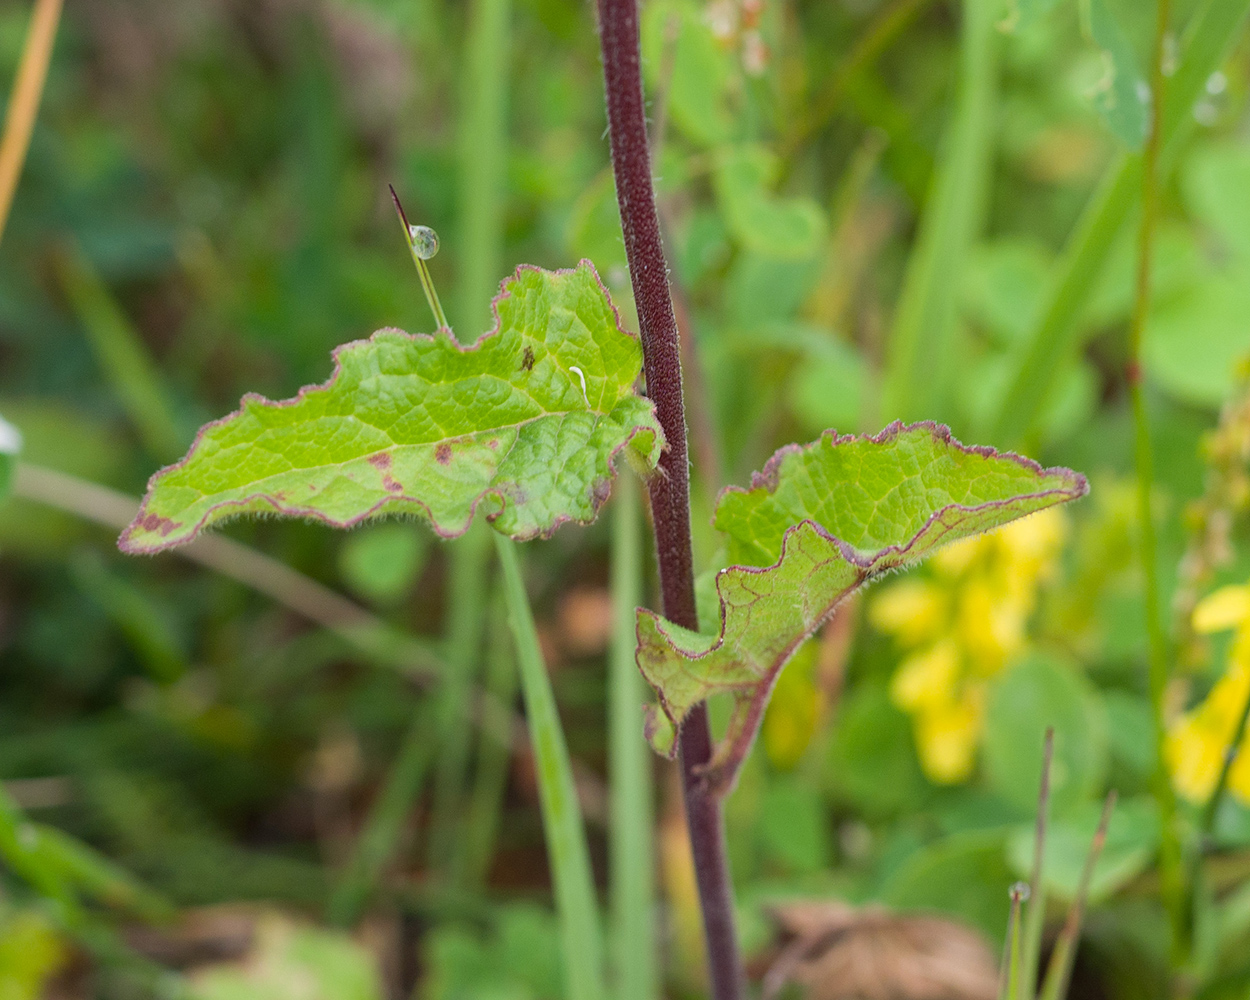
982,653,1110,816
1083,0,1149,148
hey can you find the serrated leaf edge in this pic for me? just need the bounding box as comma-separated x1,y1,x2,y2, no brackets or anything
716,421,1089,565
120,261,662,554
639,421,1088,793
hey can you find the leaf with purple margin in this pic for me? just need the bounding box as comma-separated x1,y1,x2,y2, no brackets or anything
120,263,663,553
637,422,1087,793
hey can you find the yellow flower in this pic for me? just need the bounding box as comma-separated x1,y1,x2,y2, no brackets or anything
891,639,960,712
870,508,1068,784
915,692,983,784
868,579,946,646
762,640,822,770
1166,584,1250,805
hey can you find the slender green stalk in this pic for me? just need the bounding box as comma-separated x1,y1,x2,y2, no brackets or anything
1199,686,1250,837
881,0,999,421
495,533,606,1000
1021,729,1055,1000
426,520,492,877
990,0,1250,446
781,0,934,161
428,0,511,879
455,0,510,337
1039,793,1117,1000
0,0,62,246
391,186,449,331
461,583,519,886
327,702,437,925
999,882,1028,1000
54,242,185,462
1126,0,1186,955
609,472,658,1000
1181,674,1250,963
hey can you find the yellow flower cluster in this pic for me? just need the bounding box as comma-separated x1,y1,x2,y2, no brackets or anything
868,509,1068,784
1167,584,1250,805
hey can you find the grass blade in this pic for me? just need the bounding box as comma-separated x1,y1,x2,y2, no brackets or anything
881,0,1000,421
428,0,512,878
1021,728,1055,1000
989,0,1250,446
495,533,607,1000
461,583,520,886
454,0,511,337
426,522,492,878
1000,882,1029,1000
1039,792,1117,1000
54,242,186,462
0,0,62,245
327,701,437,925
610,472,658,1000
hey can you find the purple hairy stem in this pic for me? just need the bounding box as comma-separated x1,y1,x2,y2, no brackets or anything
595,1,744,998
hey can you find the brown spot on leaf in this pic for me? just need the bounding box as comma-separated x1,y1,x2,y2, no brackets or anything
521,346,535,371
367,452,392,470
435,443,452,465
382,474,403,493
140,513,180,537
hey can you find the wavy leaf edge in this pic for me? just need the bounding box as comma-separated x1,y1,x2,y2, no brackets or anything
120,261,663,554
637,420,1089,789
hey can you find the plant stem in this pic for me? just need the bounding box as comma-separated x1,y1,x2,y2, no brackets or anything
1039,792,1117,1000
881,0,999,422
429,0,511,882
1199,685,1250,838
455,0,510,337
596,1,744,997
999,882,1027,1000
54,241,186,463
781,0,934,161
1021,728,1054,1000
16,464,447,677
0,0,62,246
461,583,519,886
1127,0,1186,958
609,472,658,1000
494,533,606,1000
327,702,437,925
426,521,491,878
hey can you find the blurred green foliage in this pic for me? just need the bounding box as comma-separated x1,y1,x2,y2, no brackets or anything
1,0,1250,996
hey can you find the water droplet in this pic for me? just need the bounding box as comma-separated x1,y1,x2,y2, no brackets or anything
1010,881,1031,901
409,225,439,260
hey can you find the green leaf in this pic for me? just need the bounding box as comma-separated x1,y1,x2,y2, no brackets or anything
1083,0,1149,149
1145,276,1250,407
713,146,828,260
1007,796,1158,903
338,523,428,605
642,0,733,148
0,412,20,502
120,263,663,553
637,422,1087,790
825,684,929,818
983,653,1109,816
879,829,1015,942
1183,141,1250,266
